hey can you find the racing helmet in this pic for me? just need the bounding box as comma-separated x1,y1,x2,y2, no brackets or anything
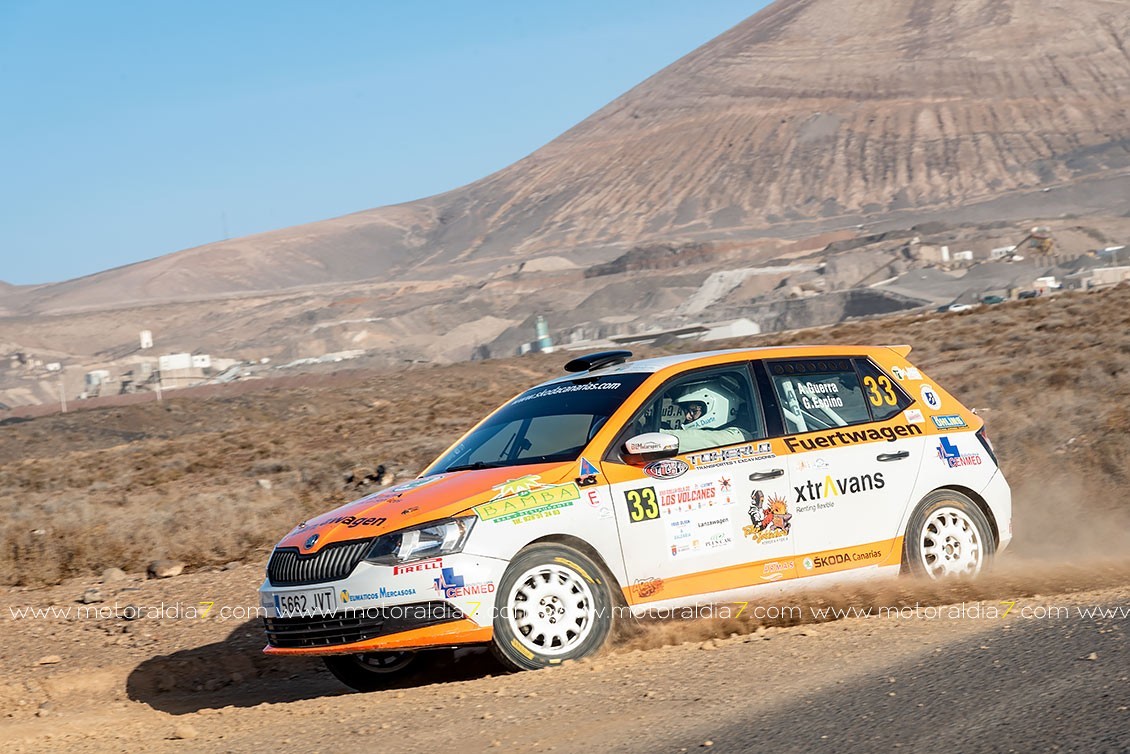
675,381,741,430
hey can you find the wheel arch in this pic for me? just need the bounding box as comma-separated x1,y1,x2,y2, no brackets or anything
521,534,628,607
916,485,1000,546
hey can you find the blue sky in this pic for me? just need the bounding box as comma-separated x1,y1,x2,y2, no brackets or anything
1,1,767,286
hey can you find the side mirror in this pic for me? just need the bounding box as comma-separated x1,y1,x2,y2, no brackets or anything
621,432,680,466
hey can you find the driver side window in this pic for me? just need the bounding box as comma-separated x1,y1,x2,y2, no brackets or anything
632,366,764,454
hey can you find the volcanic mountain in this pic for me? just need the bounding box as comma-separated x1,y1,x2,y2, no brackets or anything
8,0,1128,315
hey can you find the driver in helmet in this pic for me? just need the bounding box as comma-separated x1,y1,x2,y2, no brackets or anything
669,381,753,453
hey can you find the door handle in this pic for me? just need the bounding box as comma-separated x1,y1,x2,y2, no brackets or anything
749,469,784,481
876,451,910,462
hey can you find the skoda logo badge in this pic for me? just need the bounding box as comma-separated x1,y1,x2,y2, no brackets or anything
304,533,319,550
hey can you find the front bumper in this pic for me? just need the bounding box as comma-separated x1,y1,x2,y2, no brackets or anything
258,552,506,656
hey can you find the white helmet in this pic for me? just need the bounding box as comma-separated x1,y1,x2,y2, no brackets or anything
675,382,741,430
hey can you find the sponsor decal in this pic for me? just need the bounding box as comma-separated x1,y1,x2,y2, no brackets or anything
936,437,982,467
932,414,967,430
340,586,417,603
761,560,795,581
633,577,664,599
392,558,443,575
433,567,495,599
920,384,942,410
625,486,660,523
906,367,923,380
719,477,731,491
658,480,725,512
315,515,388,529
744,489,792,543
644,458,689,480
802,557,814,571
577,457,600,486
890,366,907,381
667,509,733,557
809,549,883,569
474,479,581,524
796,457,829,471
904,409,924,424
784,423,923,453
687,442,774,469
794,472,885,510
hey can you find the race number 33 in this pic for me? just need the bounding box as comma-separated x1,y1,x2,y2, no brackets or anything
625,487,659,523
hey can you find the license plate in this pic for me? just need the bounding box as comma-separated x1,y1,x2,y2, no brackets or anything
273,587,338,618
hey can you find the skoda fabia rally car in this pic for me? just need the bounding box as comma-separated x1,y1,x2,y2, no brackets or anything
259,346,1011,690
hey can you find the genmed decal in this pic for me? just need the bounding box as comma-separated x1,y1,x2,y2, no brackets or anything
936,437,983,468
783,423,922,453
433,567,495,599
474,482,581,524
743,489,792,543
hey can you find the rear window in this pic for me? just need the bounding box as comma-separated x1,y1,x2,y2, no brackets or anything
766,357,913,434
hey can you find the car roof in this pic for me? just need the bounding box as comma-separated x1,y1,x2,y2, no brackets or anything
534,344,910,387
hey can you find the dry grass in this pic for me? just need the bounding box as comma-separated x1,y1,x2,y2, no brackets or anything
2,285,1130,585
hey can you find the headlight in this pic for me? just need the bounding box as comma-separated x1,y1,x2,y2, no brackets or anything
363,517,476,565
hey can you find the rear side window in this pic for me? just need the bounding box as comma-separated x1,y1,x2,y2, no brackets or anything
767,358,873,434
854,358,913,421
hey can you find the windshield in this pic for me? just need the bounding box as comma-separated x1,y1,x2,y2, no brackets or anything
431,373,649,472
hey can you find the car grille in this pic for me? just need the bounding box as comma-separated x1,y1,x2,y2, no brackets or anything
266,538,373,586
264,602,464,648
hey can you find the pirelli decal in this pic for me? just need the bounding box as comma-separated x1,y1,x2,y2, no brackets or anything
783,423,923,453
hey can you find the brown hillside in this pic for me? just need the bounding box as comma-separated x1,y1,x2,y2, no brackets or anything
9,0,1129,313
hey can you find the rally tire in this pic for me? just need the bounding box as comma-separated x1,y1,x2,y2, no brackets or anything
322,650,425,692
903,490,996,579
491,543,615,671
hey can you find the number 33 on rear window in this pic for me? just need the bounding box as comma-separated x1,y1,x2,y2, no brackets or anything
863,375,898,406
625,487,659,523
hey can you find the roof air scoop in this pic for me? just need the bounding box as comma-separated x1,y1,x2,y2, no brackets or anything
563,350,634,373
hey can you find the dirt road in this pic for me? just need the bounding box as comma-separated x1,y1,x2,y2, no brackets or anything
2,558,1126,753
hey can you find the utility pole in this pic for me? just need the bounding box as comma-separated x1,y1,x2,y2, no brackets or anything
58,370,67,414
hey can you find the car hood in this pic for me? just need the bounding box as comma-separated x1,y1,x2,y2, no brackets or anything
275,462,576,553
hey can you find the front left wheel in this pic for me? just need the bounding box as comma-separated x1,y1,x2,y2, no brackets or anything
491,543,616,671
322,650,424,692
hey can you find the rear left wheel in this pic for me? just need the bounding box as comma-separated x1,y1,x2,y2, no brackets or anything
904,490,996,579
